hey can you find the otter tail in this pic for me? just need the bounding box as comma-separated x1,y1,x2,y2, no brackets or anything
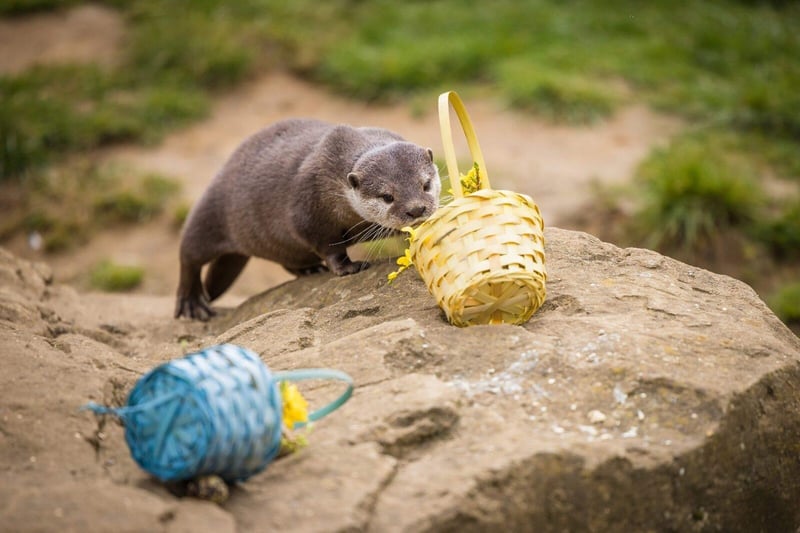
204,253,250,302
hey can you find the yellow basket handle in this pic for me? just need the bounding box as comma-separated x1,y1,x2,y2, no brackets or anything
438,91,491,198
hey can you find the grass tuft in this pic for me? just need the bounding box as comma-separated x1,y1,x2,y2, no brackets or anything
753,200,800,259
768,282,800,326
0,65,208,180
496,61,619,124
632,135,762,252
171,202,191,230
10,163,181,252
94,173,181,224
89,259,143,291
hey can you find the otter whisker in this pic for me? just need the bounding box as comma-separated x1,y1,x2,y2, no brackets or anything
362,226,392,262
331,222,381,246
357,225,399,265
360,223,386,242
361,225,388,243
343,219,372,237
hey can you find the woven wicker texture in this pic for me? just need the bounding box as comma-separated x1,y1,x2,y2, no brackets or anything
83,345,356,483
410,91,546,326
114,344,282,482
411,189,546,326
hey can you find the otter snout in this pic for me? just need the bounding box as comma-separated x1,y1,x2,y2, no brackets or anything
406,205,428,219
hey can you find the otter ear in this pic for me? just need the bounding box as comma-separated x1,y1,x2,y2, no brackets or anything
347,172,360,189
426,148,434,163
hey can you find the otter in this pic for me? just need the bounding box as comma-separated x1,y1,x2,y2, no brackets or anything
175,118,441,320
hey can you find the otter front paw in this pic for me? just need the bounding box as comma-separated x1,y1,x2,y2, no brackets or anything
174,293,216,321
286,264,329,276
326,253,369,276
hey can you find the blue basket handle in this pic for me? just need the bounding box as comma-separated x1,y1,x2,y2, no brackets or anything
273,368,354,427
81,391,182,419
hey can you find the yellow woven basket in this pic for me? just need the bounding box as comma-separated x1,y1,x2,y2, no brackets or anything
409,91,547,327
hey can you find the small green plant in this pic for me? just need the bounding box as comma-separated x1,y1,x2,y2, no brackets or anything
768,282,800,326
172,201,192,230
0,64,208,181
89,260,144,291
126,8,255,90
94,172,181,224
7,163,181,251
496,61,618,124
753,200,800,259
632,136,762,252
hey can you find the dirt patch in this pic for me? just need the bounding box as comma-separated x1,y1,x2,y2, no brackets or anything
0,4,124,75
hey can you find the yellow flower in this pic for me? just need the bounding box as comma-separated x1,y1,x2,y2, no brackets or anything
445,163,482,200
401,226,418,241
280,381,309,429
460,162,481,194
387,227,418,283
396,248,413,267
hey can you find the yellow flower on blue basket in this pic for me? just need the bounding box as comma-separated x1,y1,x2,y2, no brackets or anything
387,226,417,283
280,381,308,428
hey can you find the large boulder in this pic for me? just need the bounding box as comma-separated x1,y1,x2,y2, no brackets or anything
1,227,798,532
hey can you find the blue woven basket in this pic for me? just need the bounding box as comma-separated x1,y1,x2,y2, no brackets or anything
84,344,352,483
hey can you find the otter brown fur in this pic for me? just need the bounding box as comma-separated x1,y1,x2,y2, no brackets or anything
175,118,441,320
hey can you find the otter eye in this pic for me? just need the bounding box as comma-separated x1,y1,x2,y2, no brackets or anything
423,179,432,192
381,194,394,204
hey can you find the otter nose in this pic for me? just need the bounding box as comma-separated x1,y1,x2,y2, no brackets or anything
406,206,427,219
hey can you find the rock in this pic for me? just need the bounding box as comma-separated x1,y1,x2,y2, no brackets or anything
167,499,236,533
1,227,799,532
2,481,176,532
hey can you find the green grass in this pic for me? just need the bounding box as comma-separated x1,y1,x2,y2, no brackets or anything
753,199,800,260
171,202,191,230
265,0,800,134
3,0,799,180
0,64,208,180
768,282,800,326
7,163,181,251
631,135,763,252
94,173,181,224
276,0,800,221
496,62,619,124
123,3,262,90
0,0,284,181
89,259,143,292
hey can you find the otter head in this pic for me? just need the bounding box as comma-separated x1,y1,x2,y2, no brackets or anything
345,142,441,230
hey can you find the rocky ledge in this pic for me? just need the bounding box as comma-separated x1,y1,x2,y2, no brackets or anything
1,228,799,532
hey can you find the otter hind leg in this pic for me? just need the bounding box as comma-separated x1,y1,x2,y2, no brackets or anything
204,253,250,301
175,260,216,321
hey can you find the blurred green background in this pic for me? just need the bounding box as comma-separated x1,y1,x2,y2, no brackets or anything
1,0,798,329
